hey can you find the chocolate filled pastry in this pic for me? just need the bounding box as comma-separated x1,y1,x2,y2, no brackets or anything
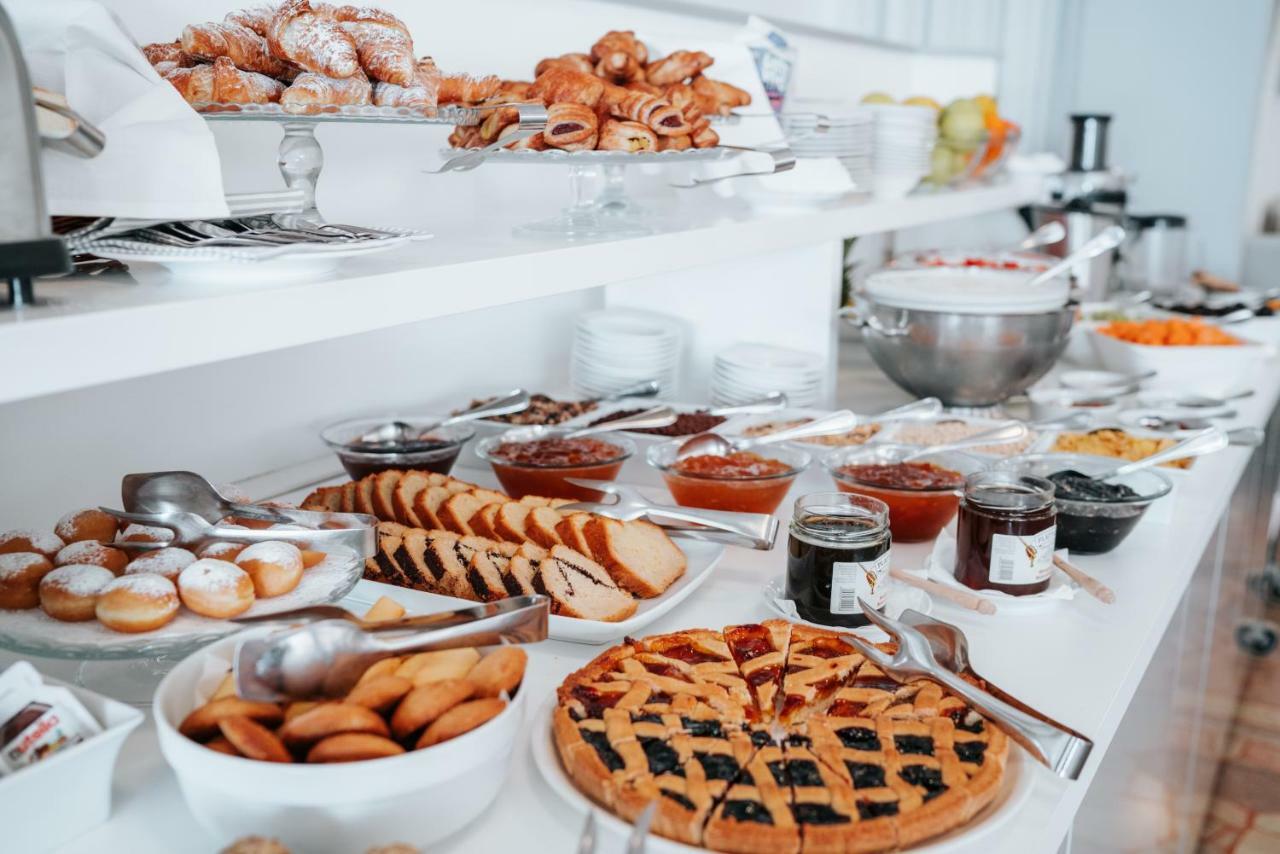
597,119,657,152
529,66,605,109
535,53,594,77
645,49,713,86
542,103,599,151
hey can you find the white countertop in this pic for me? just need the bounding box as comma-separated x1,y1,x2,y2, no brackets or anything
10,318,1279,854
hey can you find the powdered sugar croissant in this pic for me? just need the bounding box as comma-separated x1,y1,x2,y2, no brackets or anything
333,5,415,86
268,0,360,78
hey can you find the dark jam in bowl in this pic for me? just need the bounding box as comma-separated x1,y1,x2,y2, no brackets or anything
486,436,629,500
662,452,799,514
337,438,462,479
832,462,964,544
1047,469,1147,555
589,408,727,436
785,494,891,629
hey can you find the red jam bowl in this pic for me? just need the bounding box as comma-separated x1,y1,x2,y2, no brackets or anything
647,440,810,514
823,443,982,543
475,428,634,500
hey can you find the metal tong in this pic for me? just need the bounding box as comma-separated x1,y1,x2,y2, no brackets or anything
560,479,779,550
428,103,549,173
668,143,797,188
233,595,549,701
844,602,1093,780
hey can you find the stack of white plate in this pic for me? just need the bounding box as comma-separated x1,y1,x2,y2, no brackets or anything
781,110,874,191
570,309,682,398
711,343,825,407
862,104,938,200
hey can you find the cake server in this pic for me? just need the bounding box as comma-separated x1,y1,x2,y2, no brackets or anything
233,595,549,701
561,479,778,550
843,601,1094,779
99,506,376,558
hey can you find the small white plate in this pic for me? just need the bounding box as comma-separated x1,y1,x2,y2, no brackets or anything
529,696,1035,854
341,538,724,645
761,578,932,634
924,531,1076,614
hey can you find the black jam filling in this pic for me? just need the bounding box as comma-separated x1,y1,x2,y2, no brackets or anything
784,734,812,748
581,729,624,771
894,735,935,756
955,741,987,765
836,727,880,751
696,752,741,782
856,800,899,819
661,789,696,810
845,761,886,789
747,728,774,748
649,692,673,705
786,760,824,787
632,713,664,725
899,765,947,798
683,717,724,738
950,709,985,733
640,737,684,776
792,803,850,825
722,800,773,824
767,760,789,785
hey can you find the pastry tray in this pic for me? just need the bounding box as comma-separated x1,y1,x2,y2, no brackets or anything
195,102,483,125
446,146,744,165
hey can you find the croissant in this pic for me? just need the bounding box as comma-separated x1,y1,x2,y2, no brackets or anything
692,75,751,116
597,119,657,152
590,30,647,65
534,53,593,77
268,0,360,78
529,66,604,109
415,56,442,102
543,103,598,151
224,5,277,37
494,80,533,101
332,6,415,86
211,55,286,103
437,73,502,106
164,65,215,103
280,68,372,113
645,50,713,86
373,80,432,110
594,52,643,84
180,21,291,77
142,41,195,69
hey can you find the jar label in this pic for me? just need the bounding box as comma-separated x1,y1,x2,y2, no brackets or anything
830,552,891,614
988,528,1056,585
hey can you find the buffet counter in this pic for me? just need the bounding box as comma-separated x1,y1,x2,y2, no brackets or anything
5,320,1273,854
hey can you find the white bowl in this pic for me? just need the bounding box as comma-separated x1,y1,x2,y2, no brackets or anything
1027,387,1123,421
1059,368,1148,394
154,630,525,850
1086,328,1273,386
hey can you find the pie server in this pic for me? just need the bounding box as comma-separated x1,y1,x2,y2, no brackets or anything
844,600,1094,780
233,595,549,702
560,479,779,550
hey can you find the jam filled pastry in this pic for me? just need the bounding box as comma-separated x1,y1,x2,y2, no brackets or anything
281,68,372,113
601,84,689,136
498,124,545,150
645,49,714,86
268,0,360,78
180,21,291,77
332,6,416,86
543,103,599,151
529,66,605,109
437,72,502,106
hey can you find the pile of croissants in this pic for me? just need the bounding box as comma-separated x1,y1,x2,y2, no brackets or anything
141,0,494,114
448,31,752,153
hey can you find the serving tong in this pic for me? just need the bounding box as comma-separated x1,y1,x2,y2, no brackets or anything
560,479,779,550
428,103,550,174
845,602,1093,779
232,595,549,701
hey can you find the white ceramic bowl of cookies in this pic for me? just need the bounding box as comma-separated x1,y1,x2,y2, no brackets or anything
154,629,525,850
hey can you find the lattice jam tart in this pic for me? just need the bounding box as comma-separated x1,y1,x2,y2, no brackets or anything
552,620,1008,853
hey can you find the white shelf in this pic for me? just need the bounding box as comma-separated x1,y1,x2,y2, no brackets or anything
0,178,1040,405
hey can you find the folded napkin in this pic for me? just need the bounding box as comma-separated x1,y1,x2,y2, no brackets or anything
9,0,229,219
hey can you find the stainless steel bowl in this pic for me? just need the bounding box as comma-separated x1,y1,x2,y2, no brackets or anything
843,301,1075,406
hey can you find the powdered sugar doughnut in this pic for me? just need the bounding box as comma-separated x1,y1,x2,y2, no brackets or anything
95,574,179,633
0,529,65,560
54,508,119,544
178,559,255,618
124,547,198,581
199,541,247,562
55,541,129,575
40,564,115,622
117,524,175,546
0,552,55,609
236,541,304,598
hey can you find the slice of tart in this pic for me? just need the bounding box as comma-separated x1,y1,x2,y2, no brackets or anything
723,620,792,723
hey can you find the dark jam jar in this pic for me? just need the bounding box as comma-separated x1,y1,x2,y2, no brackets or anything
785,493,891,628
954,472,1056,595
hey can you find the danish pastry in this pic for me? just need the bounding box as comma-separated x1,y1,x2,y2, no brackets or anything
0,553,55,610
124,546,198,581
307,732,405,763
390,678,475,739
0,529,65,560
417,697,506,748
55,540,129,575
465,647,528,698
54,508,120,544
543,103,598,150
179,696,285,741
218,715,291,762
95,574,180,633
597,119,657,152
178,559,255,618
235,541,304,597
529,66,604,108
39,564,114,622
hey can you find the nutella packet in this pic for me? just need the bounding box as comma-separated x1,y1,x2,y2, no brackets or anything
0,661,102,776
737,15,796,114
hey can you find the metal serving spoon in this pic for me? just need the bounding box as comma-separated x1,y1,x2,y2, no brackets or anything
357,389,531,448
564,406,677,438
1094,428,1229,481
584,379,662,403
1014,220,1066,251
900,421,1030,462
708,391,789,416
675,409,858,460
1027,225,1127,287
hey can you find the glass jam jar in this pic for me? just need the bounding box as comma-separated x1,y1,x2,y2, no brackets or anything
954,471,1057,595
785,492,892,628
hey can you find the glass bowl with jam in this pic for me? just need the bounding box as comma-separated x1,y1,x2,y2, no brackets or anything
646,441,810,514
822,443,983,543
320,418,476,480
474,427,635,500
993,453,1172,555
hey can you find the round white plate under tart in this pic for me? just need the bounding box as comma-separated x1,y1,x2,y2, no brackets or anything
529,695,1034,854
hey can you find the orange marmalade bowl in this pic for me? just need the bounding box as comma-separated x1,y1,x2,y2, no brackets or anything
647,440,810,514
823,444,983,543
475,428,634,500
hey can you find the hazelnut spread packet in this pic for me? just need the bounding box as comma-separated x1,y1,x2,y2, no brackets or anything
0,661,102,775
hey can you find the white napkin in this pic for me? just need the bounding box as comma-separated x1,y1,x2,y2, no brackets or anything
9,0,229,219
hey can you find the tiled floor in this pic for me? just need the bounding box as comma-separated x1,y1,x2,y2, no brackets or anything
1198,606,1280,853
